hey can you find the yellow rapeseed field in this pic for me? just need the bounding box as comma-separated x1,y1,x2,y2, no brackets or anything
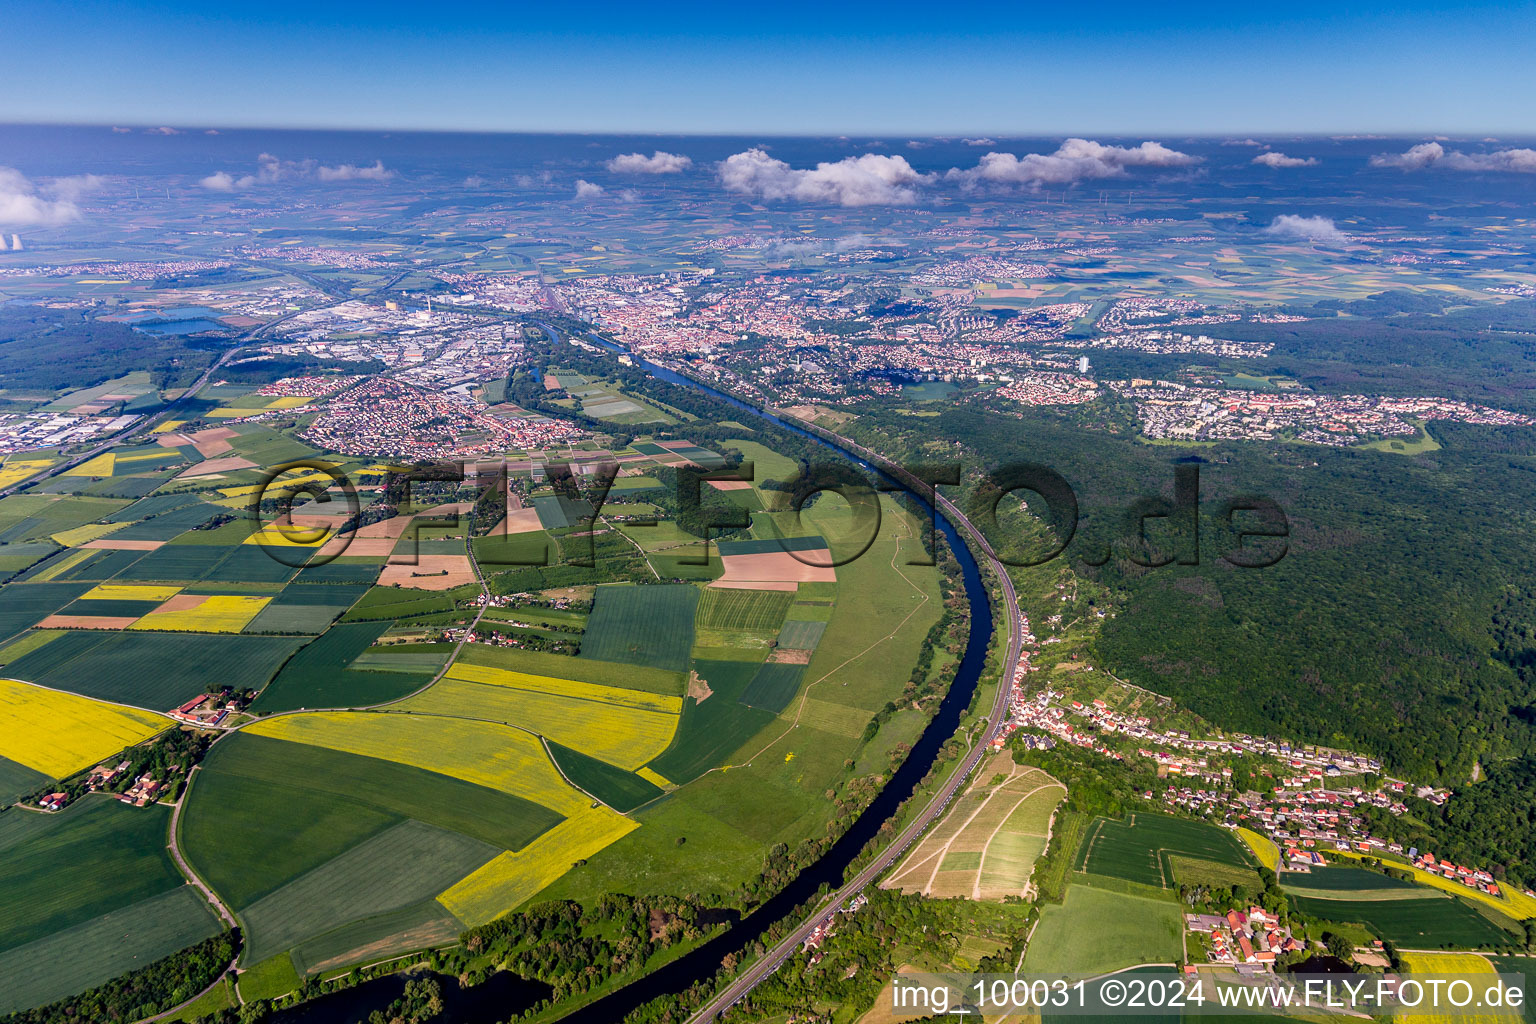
82,584,183,602
443,663,684,713
1398,952,1499,1024
50,523,128,548
264,396,313,409
400,677,679,771
247,711,591,815
245,523,329,548
437,806,638,925
129,595,271,633
63,453,116,477
636,766,673,788
1238,827,1280,872
0,459,56,489
0,677,167,778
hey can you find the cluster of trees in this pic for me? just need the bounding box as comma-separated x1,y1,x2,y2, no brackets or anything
454,896,722,1006
0,932,234,1024
836,390,1536,870
0,305,223,393
23,725,212,809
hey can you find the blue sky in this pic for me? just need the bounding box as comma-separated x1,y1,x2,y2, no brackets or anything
2,0,1532,134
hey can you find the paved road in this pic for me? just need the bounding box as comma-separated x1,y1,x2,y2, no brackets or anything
687,417,1026,1023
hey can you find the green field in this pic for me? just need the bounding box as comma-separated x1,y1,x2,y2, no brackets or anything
1281,865,1420,892
238,819,497,965
1075,813,1254,888
0,886,222,1015
0,798,185,951
0,754,49,805
646,659,776,783
181,734,563,911
0,581,90,643
739,662,806,713
4,630,308,708
245,581,371,634
548,741,664,812
456,637,685,695
340,585,467,622
1023,884,1183,975
236,952,302,1003
694,587,794,648
1290,893,1520,948
290,899,464,977
579,583,698,671
252,621,433,712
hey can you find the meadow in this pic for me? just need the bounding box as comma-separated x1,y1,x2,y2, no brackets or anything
1074,813,1255,889
290,899,463,977
1022,885,1183,976
180,734,563,910
0,676,167,779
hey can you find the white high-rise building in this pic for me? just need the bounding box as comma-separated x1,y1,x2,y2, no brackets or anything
1077,355,1091,375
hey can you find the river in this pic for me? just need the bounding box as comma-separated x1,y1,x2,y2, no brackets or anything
301,329,996,1023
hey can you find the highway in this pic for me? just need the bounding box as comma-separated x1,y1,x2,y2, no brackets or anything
686,417,1026,1023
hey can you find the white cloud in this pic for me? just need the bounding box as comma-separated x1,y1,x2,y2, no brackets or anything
606,151,692,174
0,167,82,227
1223,138,1267,147
110,126,132,134
44,173,106,201
618,188,640,202
316,160,393,182
906,140,931,149
1371,142,1536,173
463,175,486,187
1263,214,1349,244
719,149,932,207
197,153,391,189
948,138,1201,187
574,179,605,199
1253,152,1318,168
962,137,996,146
144,126,181,135
1369,142,1446,170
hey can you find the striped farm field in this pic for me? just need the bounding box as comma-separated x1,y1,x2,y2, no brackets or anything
238,820,499,966
246,711,592,815
437,805,638,926
128,594,272,633
0,677,167,779
885,756,1063,900
398,676,679,771
1074,812,1255,888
